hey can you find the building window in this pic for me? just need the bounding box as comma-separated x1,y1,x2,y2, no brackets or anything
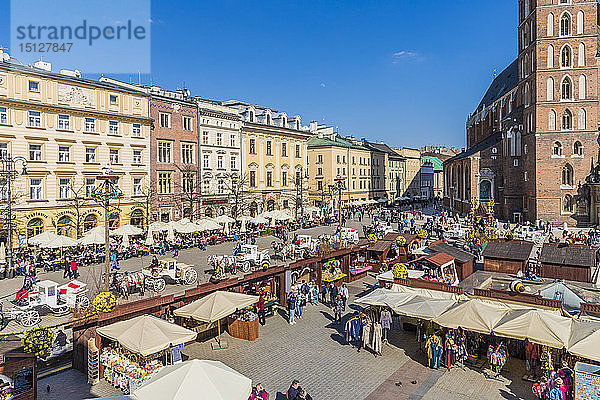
133,177,143,196
29,144,42,161
183,116,192,131
560,13,571,36
266,140,272,156
84,214,97,232
547,13,554,36
158,172,173,194
266,171,273,187
133,149,142,164
108,120,119,135
58,146,70,162
109,148,119,164
59,178,71,199
58,114,70,130
562,164,574,186
230,156,237,170
182,172,195,194
29,178,42,200
132,123,141,137
295,144,301,158
157,141,172,163
266,114,271,125
203,154,210,169
553,141,562,156
0,142,7,159
249,110,254,122
85,147,96,163
547,45,554,68
249,170,256,188
578,108,586,130
217,155,223,169
85,178,96,197
27,218,43,238
217,179,225,194
216,132,223,146
181,143,194,164
109,212,120,228
573,141,583,156
109,95,118,105
85,117,95,133
561,46,572,68
563,194,574,213
230,134,236,147
28,81,39,92
281,142,287,157
28,110,41,127
0,107,7,125
202,131,209,145
159,112,171,128
549,110,557,130
317,154,323,164
282,171,287,187
317,167,323,176
317,181,323,191
562,109,572,130
249,138,256,154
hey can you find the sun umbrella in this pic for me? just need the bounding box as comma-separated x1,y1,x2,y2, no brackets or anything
132,360,251,400
111,224,143,236
28,231,60,246
249,215,268,225
40,234,79,249
145,233,154,246
96,314,197,356
170,220,199,234
148,221,169,232
355,288,416,307
392,296,456,320
433,299,513,334
215,215,235,224
196,218,223,232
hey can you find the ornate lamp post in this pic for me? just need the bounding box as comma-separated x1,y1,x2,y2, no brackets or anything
0,154,28,275
329,174,346,248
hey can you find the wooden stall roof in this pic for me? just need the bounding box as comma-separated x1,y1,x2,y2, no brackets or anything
382,232,419,244
482,240,533,261
540,244,596,268
426,252,455,267
0,335,22,354
428,241,475,264
367,240,391,253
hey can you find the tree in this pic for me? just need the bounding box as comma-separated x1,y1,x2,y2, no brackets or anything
0,177,28,243
65,181,89,239
176,164,201,221
223,173,249,222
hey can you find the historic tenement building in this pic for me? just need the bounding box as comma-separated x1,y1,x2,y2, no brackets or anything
445,0,600,226
0,59,151,241
224,100,310,216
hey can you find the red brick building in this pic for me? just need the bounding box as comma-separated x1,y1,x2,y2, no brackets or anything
445,0,600,226
149,88,199,222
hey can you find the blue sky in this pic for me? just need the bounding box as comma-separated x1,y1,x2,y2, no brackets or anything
0,0,516,148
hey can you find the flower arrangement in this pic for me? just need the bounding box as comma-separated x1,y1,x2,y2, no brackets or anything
392,262,408,279
93,292,117,313
22,327,53,358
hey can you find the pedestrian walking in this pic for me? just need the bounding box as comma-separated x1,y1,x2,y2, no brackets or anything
334,295,343,323
329,283,338,307
340,284,349,311
321,283,328,305
287,293,296,325
62,258,70,278
257,294,266,325
70,260,78,279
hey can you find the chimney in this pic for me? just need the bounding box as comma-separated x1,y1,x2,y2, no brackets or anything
309,121,318,132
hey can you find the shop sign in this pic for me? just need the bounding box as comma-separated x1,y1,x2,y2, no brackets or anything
24,211,48,220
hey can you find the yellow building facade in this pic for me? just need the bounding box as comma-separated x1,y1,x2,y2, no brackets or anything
0,60,151,241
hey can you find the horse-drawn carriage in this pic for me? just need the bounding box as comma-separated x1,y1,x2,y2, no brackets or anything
208,255,237,280
141,258,198,291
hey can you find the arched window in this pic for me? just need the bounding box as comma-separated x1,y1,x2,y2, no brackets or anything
249,201,258,217
579,75,586,99
266,199,275,211
27,218,44,239
547,45,554,68
547,77,554,100
561,13,571,36
130,209,144,228
57,215,72,237
524,83,530,105
524,54,529,76
205,207,213,218
574,141,583,156
562,109,572,130
561,46,572,67
266,114,271,125
84,214,97,232
561,77,572,99
578,43,585,66
248,110,254,122
563,195,574,213
549,110,557,130
578,108,586,129
562,164,574,186
108,212,119,228
547,13,554,36
553,141,562,156
218,206,226,216
524,22,530,47
577,11,584,34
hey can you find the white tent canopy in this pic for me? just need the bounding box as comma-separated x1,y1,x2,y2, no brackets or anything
249,216,268,225
355,288,416,308
433,299,514,334
391,296,456,320
195,218,223,232
132,360,251,400
214,215,235,224
28,231,62,246
148,221,169,232
39,233,79,249
567,319,600,362
79,226,107,245
96,315,197,356
111,224,143,236
391,284,467,301
174,291,258,323
493,309,573,348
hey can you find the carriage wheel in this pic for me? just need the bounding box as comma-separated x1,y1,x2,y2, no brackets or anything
153,279,166,292
241,261,251,273
77,296,91,309
183,269,198,285
19,310,40,327
51,304,70,314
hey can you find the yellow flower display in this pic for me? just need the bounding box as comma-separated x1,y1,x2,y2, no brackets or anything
93,292,117,313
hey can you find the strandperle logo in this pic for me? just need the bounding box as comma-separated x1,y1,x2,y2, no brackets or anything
15,20,147,46
10,0,151,74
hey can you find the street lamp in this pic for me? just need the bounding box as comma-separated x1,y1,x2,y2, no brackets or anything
295,168,309,225
0,154,28,276
329,174,345,248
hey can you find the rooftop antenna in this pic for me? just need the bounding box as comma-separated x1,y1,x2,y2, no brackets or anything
138,69,141,85
493,68,497,79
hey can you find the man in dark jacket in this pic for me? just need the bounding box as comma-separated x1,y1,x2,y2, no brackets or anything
329,283,338,307
287,294,296,325
287,380,300,399
257,294,266,325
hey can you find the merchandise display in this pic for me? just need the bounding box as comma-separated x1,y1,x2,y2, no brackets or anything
100,346,164,394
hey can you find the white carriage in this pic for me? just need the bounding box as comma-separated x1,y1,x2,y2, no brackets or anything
235,244,271,273
295,235,319,258
141,258,198,292
13,280,89,316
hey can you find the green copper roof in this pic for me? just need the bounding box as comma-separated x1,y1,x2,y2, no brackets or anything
422,155,443,172
307,135,368,150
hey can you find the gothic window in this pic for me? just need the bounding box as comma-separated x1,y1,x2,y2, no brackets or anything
560,13,571,36
573,141,583,156
563,195,574,213
562,164,574,186
547,13,554,36
547,45,554,68
578,43,585,66
553,141,562,156
579,75,586,99
561,77,572,99
578,108,586,130
562,109,572,130
561,46,572,67
577,11,584,34
547,77,554,100
549,110,556,130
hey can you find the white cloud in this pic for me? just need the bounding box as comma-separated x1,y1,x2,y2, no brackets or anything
392,50,421,63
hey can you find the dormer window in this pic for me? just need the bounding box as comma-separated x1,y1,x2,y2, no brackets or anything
282,117,287,127
266,114,271,125
249,110,254,122
296,120,300,130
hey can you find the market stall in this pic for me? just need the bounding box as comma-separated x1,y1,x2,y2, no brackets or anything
348,251,372,282
320,258,347,286
95,315,197,394
240,276,280,318
492,309,572,348
174,291,259,344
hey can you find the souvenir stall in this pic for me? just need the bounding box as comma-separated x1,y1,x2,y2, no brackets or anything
174,291,259,345
406,253,459,285
348,250,372,282
344,306,384,356
95,315,197,394
240,276,280,318
320,258,347,286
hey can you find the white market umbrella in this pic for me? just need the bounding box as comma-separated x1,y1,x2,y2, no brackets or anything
355,288,416,307
433,299,513,334
133,360,251,400
28,231,61,246
272,210,293,221
196,218,223,232
167,228,175,242
96,314,197,357
79,226,107,246
170,219,199,234
144,233,154,246
567,319,600,362
258,211,275,219
214,215,235,224
249,216,268,225
40,234,79,249
122,235,130,247
392,296,456,321
148,221,169,232
0,242,6,264
493,309,572,348
111,224,143,237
